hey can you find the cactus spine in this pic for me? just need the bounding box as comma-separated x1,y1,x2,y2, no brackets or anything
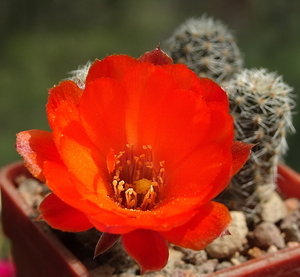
68,61,92,89
222,68,295,217
164,15,243,86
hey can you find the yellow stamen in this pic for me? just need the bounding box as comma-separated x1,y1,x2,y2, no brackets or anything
109,144,165,210
125,188,137,209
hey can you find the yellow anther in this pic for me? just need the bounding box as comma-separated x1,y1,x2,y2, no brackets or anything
109,144,166,210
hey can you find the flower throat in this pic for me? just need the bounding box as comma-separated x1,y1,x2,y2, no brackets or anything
109,144,165,211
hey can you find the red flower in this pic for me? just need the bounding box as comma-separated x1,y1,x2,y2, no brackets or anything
16,48,251,273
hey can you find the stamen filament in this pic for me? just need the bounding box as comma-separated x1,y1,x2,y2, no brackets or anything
109,145,165,210
140,185,157,210
125,188,137,209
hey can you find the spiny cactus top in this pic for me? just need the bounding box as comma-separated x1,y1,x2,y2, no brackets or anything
164,15,243,85
222,68,296,216
228,68,295,156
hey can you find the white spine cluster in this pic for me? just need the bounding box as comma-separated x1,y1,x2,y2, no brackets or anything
222,68,296,216
164,15,243,85
68,61,92,89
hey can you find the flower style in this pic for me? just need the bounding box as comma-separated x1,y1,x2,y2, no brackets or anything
16,48,251,273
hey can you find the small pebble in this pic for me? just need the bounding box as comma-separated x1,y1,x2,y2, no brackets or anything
284,198,300,213
164,248,184,271
283,224,300,242
253,222,285,249
18,178,45,209
18,178,50,210
181,249,207,265
215,261,232,271
231,251,240,259
230,258,241,266
247,247,262,259
206,211,248,258
267,245,278,254
280,210,300,242
200,259,218,274
280,210,300,229
237,255,247,264
287,241,300,248
182,270,197,277
260,191,287,223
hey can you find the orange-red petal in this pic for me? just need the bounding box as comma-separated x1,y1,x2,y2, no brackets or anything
121,63,173,147
230,141,253,177
121,63,211,166
56,121,111,195
16,130,61,182
47,80,83,140
43,160,114,214
198,78,229,104
162,64,228,105
79,78,127,153
201,101,234,148
161,63,204,95
163,143,231,202
87,194,206,234
43,161,204,234
47,80,111,195
47,80,83,130
39,193,93,232
141,88,210,168
121,230,169,274
160,201,231,250
85,55,138,84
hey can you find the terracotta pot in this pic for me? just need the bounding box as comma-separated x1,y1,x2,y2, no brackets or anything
277,163,300,200
1,161,300,277
0,161,92,277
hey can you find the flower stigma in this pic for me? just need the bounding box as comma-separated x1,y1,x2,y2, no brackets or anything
109,144,165,211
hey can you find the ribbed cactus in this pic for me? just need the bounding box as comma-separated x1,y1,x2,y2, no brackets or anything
219,68,296,217
164,15,243,86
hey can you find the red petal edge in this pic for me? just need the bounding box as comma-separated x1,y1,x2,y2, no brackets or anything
230,141,254,177
16,130,61,182
121,229,169,274
39,193,93,232
160,201,231,250
138,46,173,66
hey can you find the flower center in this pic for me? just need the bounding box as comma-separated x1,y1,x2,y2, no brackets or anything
109,144,165,211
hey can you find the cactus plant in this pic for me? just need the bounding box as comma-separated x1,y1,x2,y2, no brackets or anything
218,68,296,218
164,15,243,85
